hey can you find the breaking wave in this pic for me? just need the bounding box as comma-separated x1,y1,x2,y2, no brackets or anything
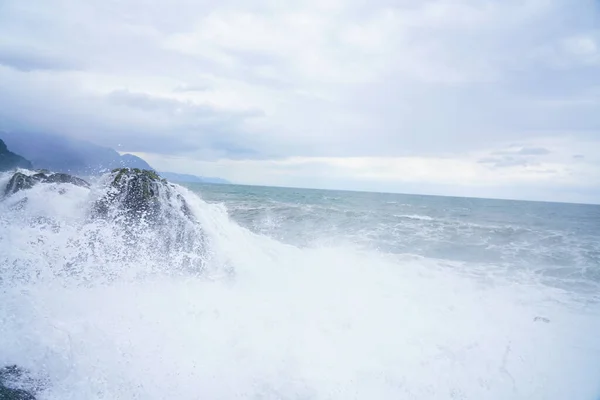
0,171,599,400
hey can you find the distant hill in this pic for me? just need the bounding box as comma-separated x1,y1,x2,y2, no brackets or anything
0,132,230,184
0,132,153,175
0,139,33,171
120,154,152,169
159,171,230,184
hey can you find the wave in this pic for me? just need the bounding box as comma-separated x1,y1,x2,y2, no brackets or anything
394,214,435,221
0,171,599,400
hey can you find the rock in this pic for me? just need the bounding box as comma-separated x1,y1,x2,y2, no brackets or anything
92,168,204,271
94,168,167,219
4,171,90,196
1,167,205,275
0,139,33,172
0,385,36,400
4,172,36,196
94,168,193,219
38,172,90,188
0,366,40,400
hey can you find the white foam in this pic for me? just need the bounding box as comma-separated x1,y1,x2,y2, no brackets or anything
0,173,599,400
395,214,435,221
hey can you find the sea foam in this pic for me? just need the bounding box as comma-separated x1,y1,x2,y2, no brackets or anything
0,172,599,399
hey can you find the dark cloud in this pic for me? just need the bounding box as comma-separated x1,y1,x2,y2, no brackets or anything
109,90,207,113
0,46,81,72
517,147,551,155
492,147,551,156
101,89,266,155
98,91,266,156
107,89,263,118
480,146,551,168
0,73,267,158
478,156,535,168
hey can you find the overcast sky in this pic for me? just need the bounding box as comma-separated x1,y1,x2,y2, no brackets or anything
1,0,599,203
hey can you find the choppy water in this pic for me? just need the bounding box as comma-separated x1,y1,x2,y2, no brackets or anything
198,184,600,295
1,174,599,399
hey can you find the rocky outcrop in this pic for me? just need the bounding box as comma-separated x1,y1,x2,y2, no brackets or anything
0,171,206,396
93,168,166,219
91,168,203,269
109,168,167,212
0,139,32,171
2,167,204,274
93,168,192,220
0,383,35,400
4,171,90,196
3,168,191,221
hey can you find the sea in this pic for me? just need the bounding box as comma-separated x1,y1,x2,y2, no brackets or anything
1,172,599,399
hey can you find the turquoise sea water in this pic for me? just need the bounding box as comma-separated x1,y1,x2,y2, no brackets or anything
1,173,599,399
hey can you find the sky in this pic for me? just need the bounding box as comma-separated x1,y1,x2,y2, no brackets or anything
0,0,599,203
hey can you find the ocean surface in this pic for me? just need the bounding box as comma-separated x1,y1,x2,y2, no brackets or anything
1,173,599,399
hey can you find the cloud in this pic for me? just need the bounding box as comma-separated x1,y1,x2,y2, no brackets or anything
492,146,551,156
536,34,600,69
0,46,81,72
0,68,265,157
478,145,554,168
106,89,262,120
517,147,551,155
172,84,211,93
478,157,534,169
0,0,599,202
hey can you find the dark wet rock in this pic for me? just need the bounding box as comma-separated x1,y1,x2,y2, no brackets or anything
1,167,205,275
109,168,166,215
90,168,205,272
0,366,41,400
4,171,90,196
94,168,191,220
4,173,36,196
0,385,36,400
38,172,90,188
0,140,32,172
